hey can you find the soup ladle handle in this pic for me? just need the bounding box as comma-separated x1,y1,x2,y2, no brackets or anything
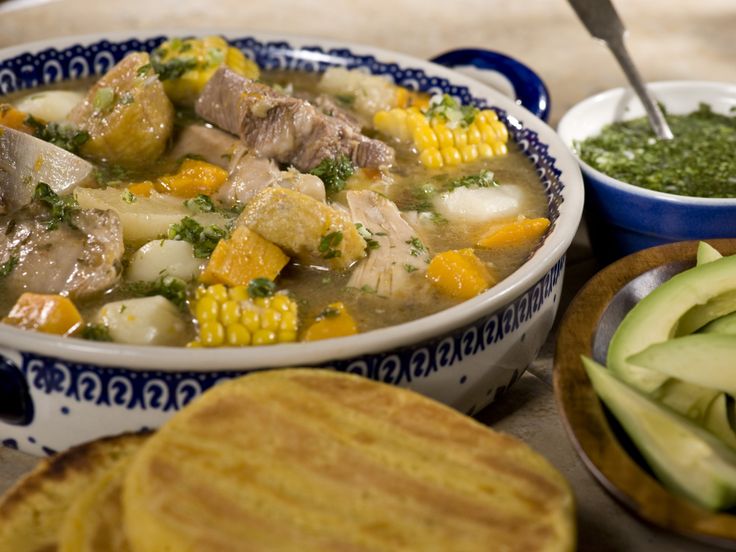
567,0,674,140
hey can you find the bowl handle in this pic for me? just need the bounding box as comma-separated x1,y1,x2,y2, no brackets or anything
430,48,550,122
0,351,34,426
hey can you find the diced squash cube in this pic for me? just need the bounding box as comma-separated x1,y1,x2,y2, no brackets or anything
3,293,82,335
0,104,33,133
477,217,551,248
156,159,228,198
200,226,289,287
426,249,495,300
127,181,154,198
303,302,358,341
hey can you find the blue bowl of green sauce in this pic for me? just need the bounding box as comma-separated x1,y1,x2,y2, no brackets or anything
558,81,736,265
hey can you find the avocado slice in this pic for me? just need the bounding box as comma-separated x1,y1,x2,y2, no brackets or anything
697,241,723,265
583,356,736,510
703,394,736,452
627,334,736,394
607,253,736,393
701,312,736,336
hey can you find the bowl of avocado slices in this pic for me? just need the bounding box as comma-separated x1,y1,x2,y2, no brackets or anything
558,81,736,266
554,238,736,547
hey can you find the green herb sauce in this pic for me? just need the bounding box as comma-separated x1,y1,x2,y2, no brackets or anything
578,103,736,198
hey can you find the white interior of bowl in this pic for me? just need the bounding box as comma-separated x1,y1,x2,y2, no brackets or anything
0,30,584,370
557,80,736,206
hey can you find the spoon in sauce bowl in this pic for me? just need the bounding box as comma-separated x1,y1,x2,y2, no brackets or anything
568,0,674,140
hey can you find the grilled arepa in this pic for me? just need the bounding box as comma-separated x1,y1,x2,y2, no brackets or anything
123,369,575,551
0,432,146,552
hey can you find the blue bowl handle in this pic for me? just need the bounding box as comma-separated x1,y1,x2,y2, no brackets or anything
0,352,34,426
430,48,550,122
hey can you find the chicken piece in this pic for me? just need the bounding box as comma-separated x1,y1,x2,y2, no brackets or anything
347,190,429,298
217,149,326,207
195,68,394,171
0,202,124,301
238,187,365,270
67,52,174,169
0,126,94,215
167,124,240,169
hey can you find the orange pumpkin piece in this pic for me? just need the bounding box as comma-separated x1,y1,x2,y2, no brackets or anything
426,248,495,300
156,159,228,198
303,302,358,341
0,103,34,134
127,181,155,198
476,217,550,249
200,226,289,287
3,293,83,335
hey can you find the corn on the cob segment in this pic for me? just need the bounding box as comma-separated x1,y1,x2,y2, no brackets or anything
373,102,509,169
189,282,298,347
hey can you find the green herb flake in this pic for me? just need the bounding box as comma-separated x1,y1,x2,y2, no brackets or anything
308,155,356,196
184,194,215,213
33,183,78,230
122,276,188,309
424,94,477,127
93,87,116,112
80,324,113,342
446,170,497,191
167,216,227,258
121,189,137,204
319,231,344,259
248,278,277,298
405,236,427,258
355,223,380,251
26,116,90,154
0,256,18,278
150,47,198,81
403,264,418,273
335,94,355,106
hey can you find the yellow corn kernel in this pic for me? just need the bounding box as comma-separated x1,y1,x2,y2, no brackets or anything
225,323,251,346
453,128,468,149
441,147,462,166
479,123,499,143
477,143,494,159
194,294,219,322
261,309,282,331
426,249,496,300
253,329,277,346
241,310,261,332
466,124,482,145
206,284,229,303
490,141,508,156
406,111,428,132
253,297,269,309
271,294,292,313
228,285,248,302
460,144,479,163
219,300,241,326
199,321,225,347
479,109,498,123
490,119,508,143
412,126,439,151
433,124,454,149
186,341,202,348
280,311,298,331
476,217,551,249
278,330,297,343
394,87,410,109
419,147,443,169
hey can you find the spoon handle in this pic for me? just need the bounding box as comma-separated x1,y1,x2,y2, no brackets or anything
568,0,674,140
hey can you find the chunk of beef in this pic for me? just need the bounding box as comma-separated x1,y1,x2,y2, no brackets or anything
195,68,394,171
347,190,428,298
0,126,94,215
238,187,365,270
0,202,124,300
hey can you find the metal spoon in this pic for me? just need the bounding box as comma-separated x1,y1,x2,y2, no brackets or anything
568,0,674,140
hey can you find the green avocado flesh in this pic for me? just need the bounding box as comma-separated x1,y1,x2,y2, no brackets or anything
627,334,736,394
701,312,736,336
607,254,736,393
697,241,723,265
583,356,736,510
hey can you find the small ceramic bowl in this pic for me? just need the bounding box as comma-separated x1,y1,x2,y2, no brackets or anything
558,81,736,265
554,239,736,548
0,31,583,456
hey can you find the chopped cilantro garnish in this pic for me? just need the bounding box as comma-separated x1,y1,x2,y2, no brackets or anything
309,155,355,196
0,256,18,278
80,323,113,342
355,223,380,251
424,94,478,127
167,216,227,258
335,94,355,106
405,236,427,258
446,170,497,191
94,165,132,186
150,47,198,80
248,278,276,298
93,87,116,112
319,231,344,259
26,115,89,154
33,183,78,230
403,264,418,273
122,276,188,309
184,194,215,213
121,189,137,204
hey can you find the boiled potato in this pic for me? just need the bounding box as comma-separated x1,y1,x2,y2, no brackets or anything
14,90,85,123
74,187,229,243
96,296,186,346
126,239,204,282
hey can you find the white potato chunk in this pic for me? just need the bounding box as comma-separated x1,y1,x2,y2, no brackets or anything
126,239,204,282
433,185,524,224
96,296,187,346
74,188,229,243
14,90,85,123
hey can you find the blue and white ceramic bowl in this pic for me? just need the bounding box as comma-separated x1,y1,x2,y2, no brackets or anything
558,81,736,265
0,31,583,456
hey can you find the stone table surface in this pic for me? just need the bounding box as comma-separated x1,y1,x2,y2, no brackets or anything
1,0,735,549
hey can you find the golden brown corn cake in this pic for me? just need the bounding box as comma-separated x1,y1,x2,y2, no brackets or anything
0,433,146,552
123,369,575,551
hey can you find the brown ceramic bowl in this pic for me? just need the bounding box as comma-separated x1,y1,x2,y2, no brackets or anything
554,238,736,549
